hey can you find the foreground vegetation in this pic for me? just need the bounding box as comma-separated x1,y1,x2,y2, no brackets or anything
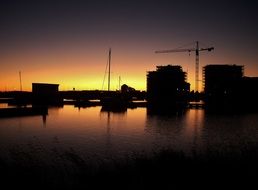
0,145,258,189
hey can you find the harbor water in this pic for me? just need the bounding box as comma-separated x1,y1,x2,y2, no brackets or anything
1,105,258,162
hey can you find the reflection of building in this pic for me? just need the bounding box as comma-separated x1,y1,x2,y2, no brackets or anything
32,83,61,105
203,64,258,111
147,65,190,109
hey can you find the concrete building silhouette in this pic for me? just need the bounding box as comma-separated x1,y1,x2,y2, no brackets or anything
203,64,258,111
147,65,190,110
32,83,62,105
203,64,243,97
32,83,59,94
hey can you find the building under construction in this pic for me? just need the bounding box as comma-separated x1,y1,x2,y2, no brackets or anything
203,64,258,111
147,65,190,110
203,64,243,96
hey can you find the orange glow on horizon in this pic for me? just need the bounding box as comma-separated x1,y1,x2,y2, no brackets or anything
0,43,257,92
0,48,151,91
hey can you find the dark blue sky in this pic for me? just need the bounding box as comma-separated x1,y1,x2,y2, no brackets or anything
0,0,257,49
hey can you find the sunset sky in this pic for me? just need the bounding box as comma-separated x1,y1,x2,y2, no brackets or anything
0,0,257,91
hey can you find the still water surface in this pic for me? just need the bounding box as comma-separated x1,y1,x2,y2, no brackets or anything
1,105,258,162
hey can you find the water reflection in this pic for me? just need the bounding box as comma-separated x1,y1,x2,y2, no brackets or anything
99,110,127,148
145,108,258,154
184,109,205,152
0,105,258,160
99,109,127,121
201,112,258,152
0,103,8,108
145,109,205,153
42,114,47,127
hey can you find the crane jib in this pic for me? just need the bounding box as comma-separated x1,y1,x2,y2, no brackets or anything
155,41,214,92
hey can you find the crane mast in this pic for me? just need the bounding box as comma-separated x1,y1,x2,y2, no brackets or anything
195,41,199,92
155,41,214,92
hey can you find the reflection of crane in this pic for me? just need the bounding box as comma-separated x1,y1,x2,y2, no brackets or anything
155,41,214,92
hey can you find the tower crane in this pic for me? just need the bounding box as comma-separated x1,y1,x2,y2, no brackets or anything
155,41,214,92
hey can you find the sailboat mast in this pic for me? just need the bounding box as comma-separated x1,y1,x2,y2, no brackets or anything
119,76,121,91
19,71,22,92
108,48,111,92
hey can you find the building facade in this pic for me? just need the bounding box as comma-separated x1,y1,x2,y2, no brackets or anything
203,64,243,96
32,83,61,105
147,65,190,110
203,64,258,111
